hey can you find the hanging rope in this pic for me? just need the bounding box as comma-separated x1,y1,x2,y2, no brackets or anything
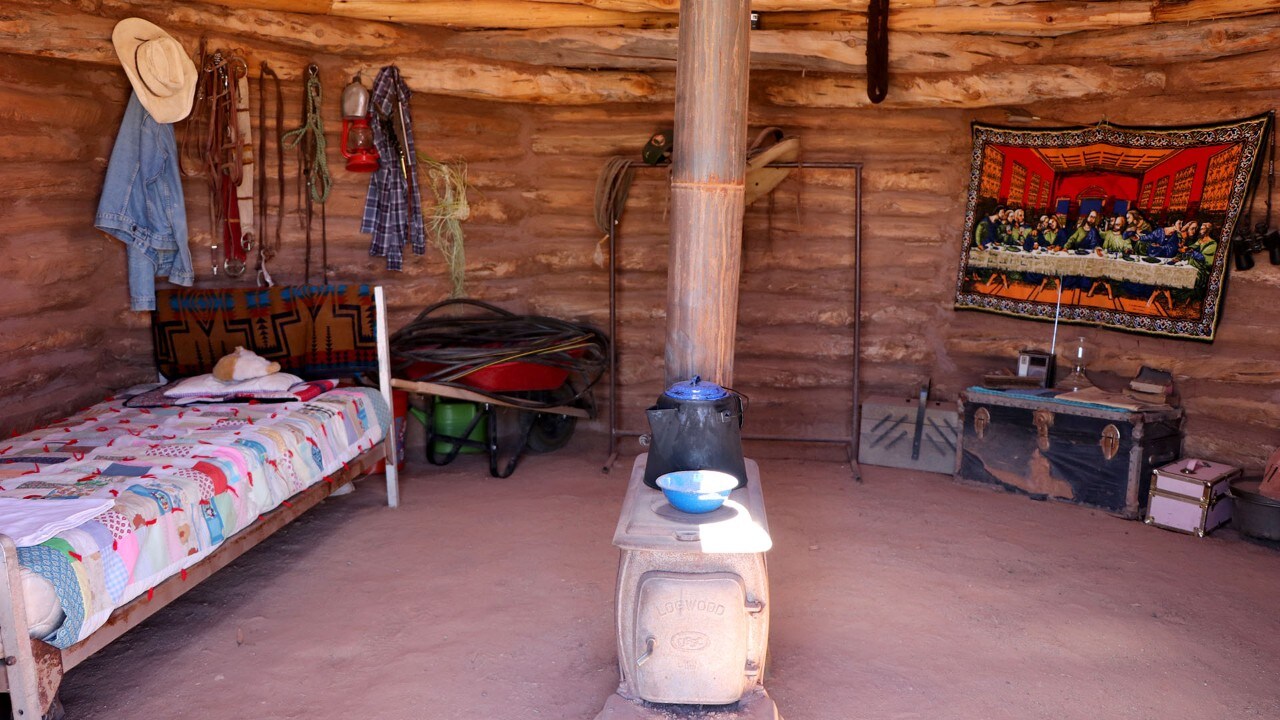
594,157,636,235
386,299,609,411
282,64,331,284
282,65,331,204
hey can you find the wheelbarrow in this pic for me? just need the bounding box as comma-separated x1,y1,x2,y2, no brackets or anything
387,299,607,478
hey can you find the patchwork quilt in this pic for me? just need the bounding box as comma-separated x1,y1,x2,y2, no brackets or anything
0,387,388,648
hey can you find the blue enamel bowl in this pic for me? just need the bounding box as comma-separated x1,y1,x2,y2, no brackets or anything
655,470,738,514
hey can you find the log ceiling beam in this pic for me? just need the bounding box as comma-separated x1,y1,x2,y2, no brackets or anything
1165,49,1280,94
760,65,1167,109
1152,0,1280,22
0,0,673,102
2,0,1277,107
1041,12,1280,67
99,0,453,56
757,3,1156,35
345,56,675,104
327,0,678,28
439,28,1047,74
195,0,1280,32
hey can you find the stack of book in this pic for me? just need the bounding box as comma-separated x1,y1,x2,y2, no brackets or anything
1126,366,1176,406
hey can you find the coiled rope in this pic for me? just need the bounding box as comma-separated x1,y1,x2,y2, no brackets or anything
282,65,331,283
594,156,636,236
387,299,609,411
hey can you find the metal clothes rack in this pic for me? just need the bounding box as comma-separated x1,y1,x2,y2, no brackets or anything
602,160,864,479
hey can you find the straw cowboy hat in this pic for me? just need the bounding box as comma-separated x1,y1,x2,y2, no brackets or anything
111,18,197,123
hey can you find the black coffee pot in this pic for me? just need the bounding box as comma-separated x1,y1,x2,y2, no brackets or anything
642,375,748,489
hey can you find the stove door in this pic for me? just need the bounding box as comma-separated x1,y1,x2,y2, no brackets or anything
633,571,749,705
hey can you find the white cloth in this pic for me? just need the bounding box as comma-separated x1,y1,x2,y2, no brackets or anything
164,372,303,398
0,498,115,547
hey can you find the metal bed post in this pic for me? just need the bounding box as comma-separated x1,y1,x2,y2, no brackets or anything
603,160,864,478
374,286,400,508
852,164,863,481
604,201,620,473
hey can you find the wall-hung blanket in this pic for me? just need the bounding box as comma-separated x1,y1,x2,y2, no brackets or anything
0,387,387,648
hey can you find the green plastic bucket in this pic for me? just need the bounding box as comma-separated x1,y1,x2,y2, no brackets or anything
431,399,487,455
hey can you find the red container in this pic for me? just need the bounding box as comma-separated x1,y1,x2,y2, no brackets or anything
402,349,581,392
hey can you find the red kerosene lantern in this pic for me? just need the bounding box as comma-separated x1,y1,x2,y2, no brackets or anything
341,75,379,172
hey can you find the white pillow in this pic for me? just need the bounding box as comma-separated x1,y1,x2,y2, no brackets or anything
164,372,304,398
22,567,63,639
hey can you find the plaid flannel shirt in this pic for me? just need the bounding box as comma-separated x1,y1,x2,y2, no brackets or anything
361,66,425,271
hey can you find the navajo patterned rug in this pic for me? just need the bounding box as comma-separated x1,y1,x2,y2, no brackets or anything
152,284,378,380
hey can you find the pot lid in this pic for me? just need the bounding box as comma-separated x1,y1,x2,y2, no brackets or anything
664,375,729,401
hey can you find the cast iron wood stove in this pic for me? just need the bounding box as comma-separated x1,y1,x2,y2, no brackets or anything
595,454,781,720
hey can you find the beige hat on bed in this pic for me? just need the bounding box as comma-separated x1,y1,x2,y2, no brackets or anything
111,18,197,124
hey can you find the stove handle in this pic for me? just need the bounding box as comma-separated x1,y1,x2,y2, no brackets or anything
636,636,656,667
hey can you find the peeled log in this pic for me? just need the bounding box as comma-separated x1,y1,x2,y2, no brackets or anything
351,56,673,104
100,0,452,56
188,0,334,13
1,2,676,104
522,0,914,10
330,0,678,28
443,28,1044,74
1042,13,1280,67
1152,0,1280,22
0,4,116,65
1166,51,1280,94
761,65,1166,109
760,2,1153,35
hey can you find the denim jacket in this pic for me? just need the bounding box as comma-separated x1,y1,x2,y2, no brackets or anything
95,93,194,311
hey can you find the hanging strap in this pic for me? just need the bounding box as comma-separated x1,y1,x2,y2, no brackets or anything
1264,111,1276,231
1239,112,1276,237
256,62,285,287
866,0,890,104
179,46,247,277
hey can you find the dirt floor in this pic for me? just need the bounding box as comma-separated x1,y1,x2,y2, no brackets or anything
57,440,1280,720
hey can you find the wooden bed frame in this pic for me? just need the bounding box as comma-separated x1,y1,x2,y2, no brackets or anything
0,286,401,720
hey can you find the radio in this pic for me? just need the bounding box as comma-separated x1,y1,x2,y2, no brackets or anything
1017,349,1055,387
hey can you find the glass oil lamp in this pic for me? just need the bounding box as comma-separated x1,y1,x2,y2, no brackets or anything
341,75,379,172
1059,335,1093,392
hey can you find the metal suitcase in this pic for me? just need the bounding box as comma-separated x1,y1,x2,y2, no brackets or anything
1145,458,1239,537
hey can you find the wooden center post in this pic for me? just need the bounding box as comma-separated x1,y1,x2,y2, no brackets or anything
665,0,753,387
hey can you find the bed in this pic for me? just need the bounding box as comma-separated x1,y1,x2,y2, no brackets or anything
0,284,400,720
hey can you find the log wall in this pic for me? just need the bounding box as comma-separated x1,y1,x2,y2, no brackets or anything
2,0,1280,470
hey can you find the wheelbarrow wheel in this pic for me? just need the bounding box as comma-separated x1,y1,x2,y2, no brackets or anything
525,412,577,454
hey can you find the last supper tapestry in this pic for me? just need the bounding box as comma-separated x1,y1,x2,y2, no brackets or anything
954,114,1272,341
